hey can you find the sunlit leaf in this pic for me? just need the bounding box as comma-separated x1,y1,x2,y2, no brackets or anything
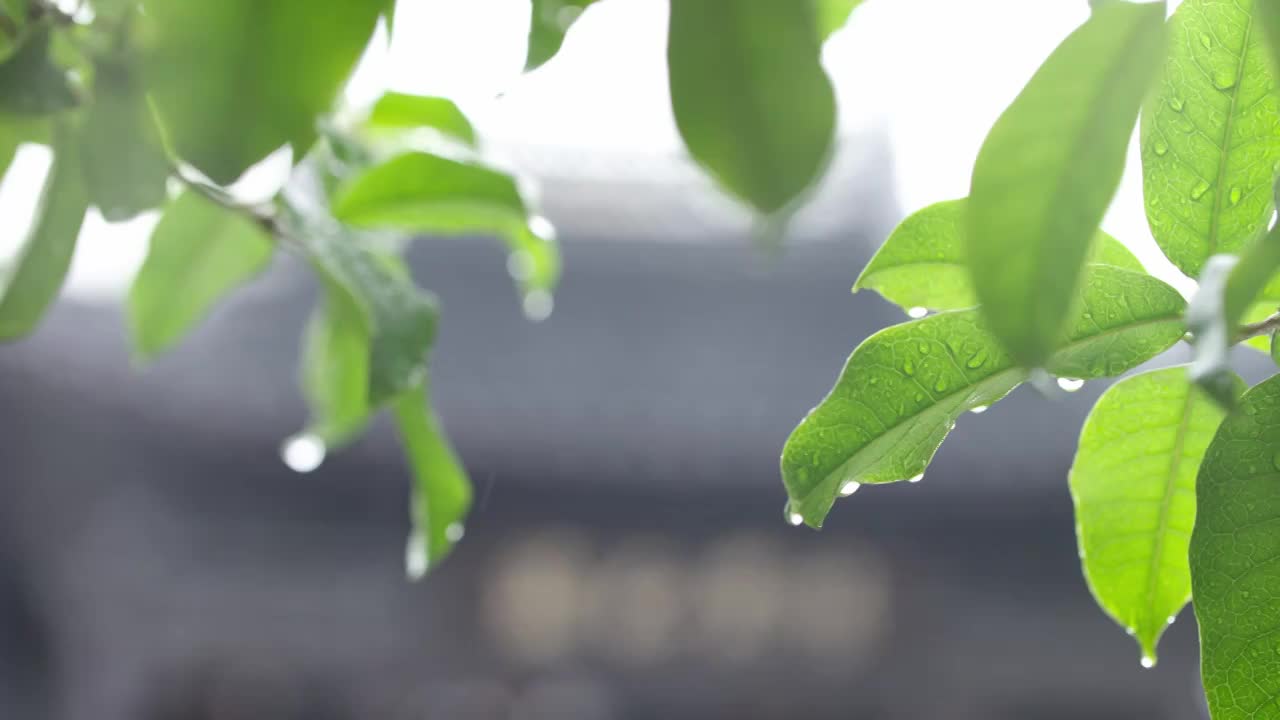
782,265,1186,528
394,381,471,576
1191,373,1280,719
967,0,1165,368
367,92,477,147
128,190,273,359
1070,366,1236,666
0,126,87,340
856,198,1143,314
0,25,79,116
667,0,835,214
816,0,863,41
140,0,381,183
1143,0,1280,277
0,0,29,63
526,0,595,71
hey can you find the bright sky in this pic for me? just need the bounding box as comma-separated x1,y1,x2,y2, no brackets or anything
0,0,1194,300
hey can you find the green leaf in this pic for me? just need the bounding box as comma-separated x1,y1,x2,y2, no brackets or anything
394,382,471,577
0,125,87,340
967,0,1165,368
1190,373,1280,720
0,114,45,179
0,25,79,116
284,198,438,406
140,0,381,183
299,285,372,446
78,55,170,221
332,151,528,235
667,0,835,215
1187,256,1246,408
1225,222,1280,330
856,198,1143,314
0,0,29,64
367,92,477,147
1070,366,1235,666
526,0,595,71
128,191,273,359
383,0,396,35
816,0,862,41
782,265,1187,528
1143,0,1280,278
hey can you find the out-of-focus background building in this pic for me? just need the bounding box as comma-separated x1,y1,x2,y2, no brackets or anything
0,0,1252,718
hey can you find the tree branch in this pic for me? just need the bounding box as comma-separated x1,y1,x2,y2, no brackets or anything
1236,310,1280,343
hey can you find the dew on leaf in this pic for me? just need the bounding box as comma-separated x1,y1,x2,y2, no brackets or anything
1057,377,1085,392
965,349,988,369
1212,70,1237,91
445,522,466,543
281,433,326,473
907,306,928,319
1229,187,1242,206
786,505,804,527
406,531,429,581
1199,32,1212,49
903,358,915,375
969,405,989,414
1190,180,1210,201
1140,655,1155,669
839,481,860,497
934,377,949,392
1152,137,1168,156
907,473,923,483
1168,96,1184,112
523,290,555,321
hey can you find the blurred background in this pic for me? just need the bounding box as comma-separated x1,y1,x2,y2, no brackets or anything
0,0,1260,718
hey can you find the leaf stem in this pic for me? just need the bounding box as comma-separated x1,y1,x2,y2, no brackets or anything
1236,310,1280,342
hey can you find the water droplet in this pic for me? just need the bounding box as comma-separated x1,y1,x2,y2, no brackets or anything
907,306,928,319
1191,180,1210,201
839,481,861,497
1167,615,1177,625
406,531,429,581
507,251,533,280
1140,655,1155,669
907,473,924,483
522,290,554,321
917,341,930,354
1169,96,1185,113
527,214,557,240
903,358,916,376
1057,377,1085,392
1230,186,1243,205
965,349,988,369
787,511,804,527
445,523,466,543
934,377,949,392
1152,137,1168,156
969,405,989,414
1213,70,1237,90
1126,627,1136,636
1199,32,1213,49
280,433,326,473
868,377,879,385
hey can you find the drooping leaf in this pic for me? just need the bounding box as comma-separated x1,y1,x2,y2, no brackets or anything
394,382,471,576
139,0,381,183
1225,222,1280,331
1190,373,1280,720
367,92,477,147
383,0,397,35
332,151,527,234
816,0,863,41
78,54,170,221
856,198,1143,314
299,284,372,445
667,0,835,215
0,25,79,116
525,0,595,71
1143,0,1280,278
0,126,87,340
782,265,1187,528
128,191,274,359
1070,366,1236,666
283,196,438,406
967,0,1165,368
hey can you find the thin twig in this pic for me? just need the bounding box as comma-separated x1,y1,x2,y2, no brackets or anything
1236,310,1280,343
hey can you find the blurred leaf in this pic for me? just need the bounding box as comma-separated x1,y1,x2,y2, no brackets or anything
128,191,273,359
0,25,80,115
0,125,87,339
367,92,477,147
1225,221,1280,328
0,0,28,64
667,0,835,214
78,55,170,221
1190,373,1280,720
1070,366,1236,666
140,0,381,183
856,198,1143,314
1142,0,1280,278
525,0,595,71
505,219,560,296
284,198,438,405
816,0,862,41
1186,256,1246,408
0,114,46,178
394,382,471,576
383,0,396,35
967,1,1164,368
782,265,1186,528
333,151,527,234
300,280,371,445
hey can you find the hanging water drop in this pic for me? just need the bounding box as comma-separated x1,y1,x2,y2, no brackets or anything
406,531,429,581
507,251,533,281
1190,180,1210,201
281,432,326,473
839,481,861,497
523,290,555,322
1230,186,1242,206
907,306,928,319
969,405,989,414
445,522,466,543
907,473,923,484
787,511,804,527
1057,377,1085,392
1140,655,1155,669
